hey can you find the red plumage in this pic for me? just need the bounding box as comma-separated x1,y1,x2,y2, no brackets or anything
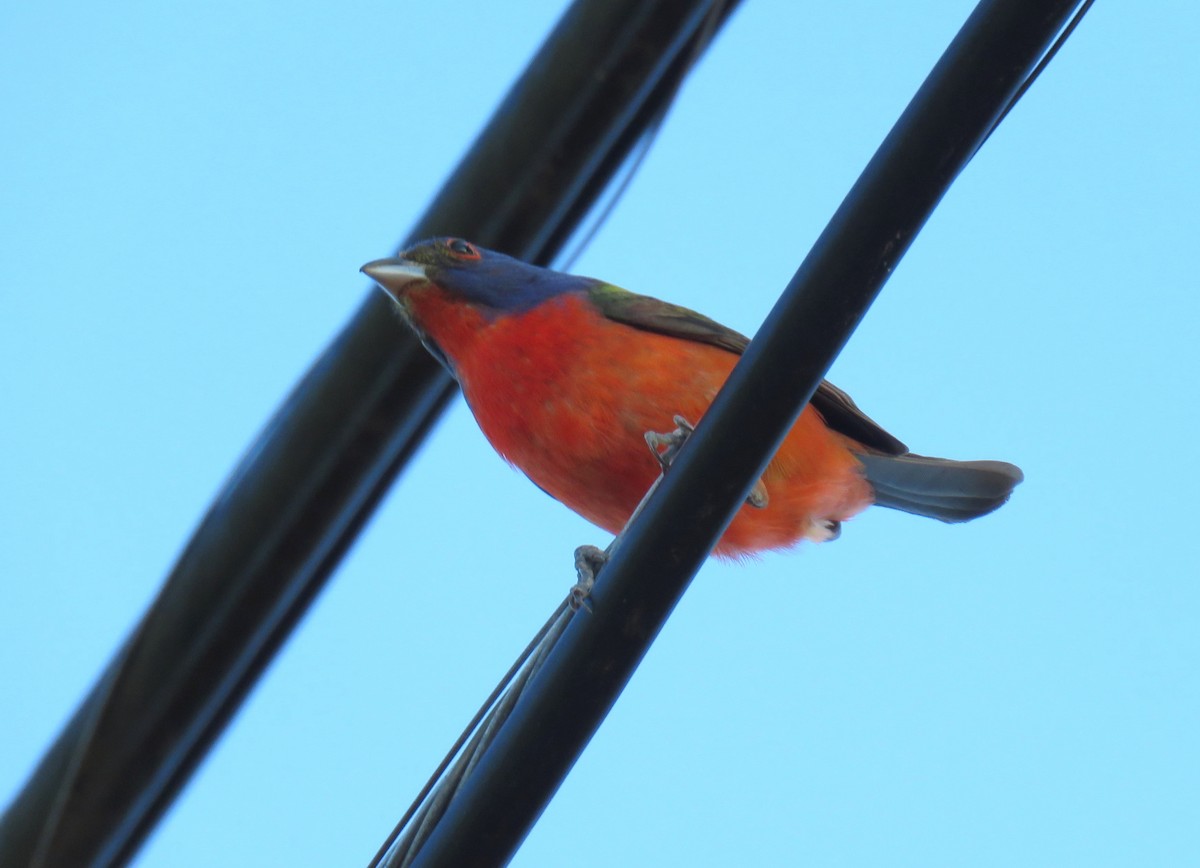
363,238,1022,558
403,286,871,556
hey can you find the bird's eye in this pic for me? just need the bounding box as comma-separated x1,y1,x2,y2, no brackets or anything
445,238,481,260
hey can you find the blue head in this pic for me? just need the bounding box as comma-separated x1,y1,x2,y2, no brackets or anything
362,238,597,316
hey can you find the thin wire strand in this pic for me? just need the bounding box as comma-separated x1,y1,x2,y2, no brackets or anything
972,0,1094,159
389,609,577,867
366,600,568,868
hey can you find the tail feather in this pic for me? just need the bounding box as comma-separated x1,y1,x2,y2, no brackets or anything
856,453,1023,523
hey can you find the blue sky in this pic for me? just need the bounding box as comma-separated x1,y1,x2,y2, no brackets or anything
2,1,1197,866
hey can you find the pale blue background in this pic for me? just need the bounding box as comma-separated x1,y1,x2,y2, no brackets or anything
2,2,1197,865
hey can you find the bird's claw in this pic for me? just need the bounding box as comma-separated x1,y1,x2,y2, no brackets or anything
746,478,769,509
644,414,695,472
644,415,770,509
571,545,607,612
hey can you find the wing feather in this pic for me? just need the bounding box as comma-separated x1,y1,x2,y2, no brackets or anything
588,284,906,455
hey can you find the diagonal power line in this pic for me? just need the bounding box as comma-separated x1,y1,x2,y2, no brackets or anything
395,1,1091,865
0,2,742,866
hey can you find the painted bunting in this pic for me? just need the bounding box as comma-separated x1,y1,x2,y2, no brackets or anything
363,238,1022,558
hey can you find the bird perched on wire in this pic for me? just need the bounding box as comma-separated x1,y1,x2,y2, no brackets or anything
363,238,1022,558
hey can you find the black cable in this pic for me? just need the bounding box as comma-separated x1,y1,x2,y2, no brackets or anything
365,3,1094,861
401,2,1091,865
0,2,743,866
973,0,1095,157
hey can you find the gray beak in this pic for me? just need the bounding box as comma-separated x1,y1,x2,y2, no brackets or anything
361,258,428,298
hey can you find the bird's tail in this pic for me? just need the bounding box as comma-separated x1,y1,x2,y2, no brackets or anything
856,453,1024,523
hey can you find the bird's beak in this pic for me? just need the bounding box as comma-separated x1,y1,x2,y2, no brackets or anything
361,257,428,299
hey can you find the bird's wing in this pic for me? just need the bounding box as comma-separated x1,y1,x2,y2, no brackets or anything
588,283,907,455
808,379,906,455
587,282,751,354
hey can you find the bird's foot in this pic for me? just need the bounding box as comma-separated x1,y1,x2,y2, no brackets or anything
644,415,696,471
746,479,769,510
644,415,769,509
571,545,607,612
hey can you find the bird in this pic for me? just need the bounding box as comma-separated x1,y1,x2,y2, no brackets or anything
362,237,1022,559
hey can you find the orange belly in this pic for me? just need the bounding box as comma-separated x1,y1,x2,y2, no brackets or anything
435,293,873,558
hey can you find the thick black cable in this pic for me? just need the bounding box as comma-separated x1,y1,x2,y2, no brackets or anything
372,1,1096,859
0,2,741,866
371,4,1101,856
402,1,1088,865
